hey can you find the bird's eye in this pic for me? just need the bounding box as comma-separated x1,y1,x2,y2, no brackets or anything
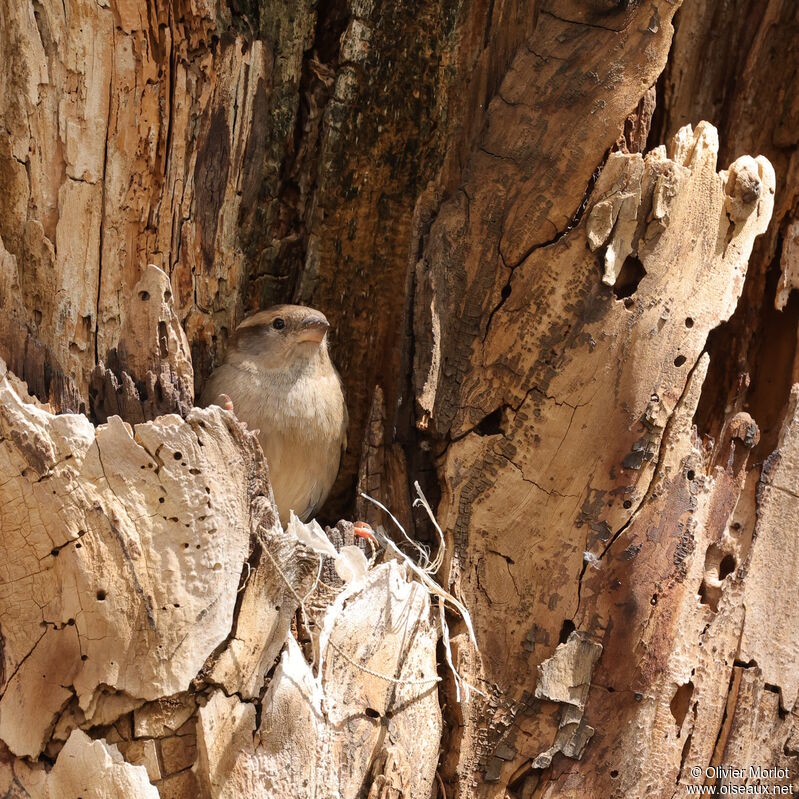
272,318,285,330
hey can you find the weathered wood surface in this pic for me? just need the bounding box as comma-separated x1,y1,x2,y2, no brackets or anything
0,0,546,521
2,0,799,797
422,111,783,793
407,1,799,794
1,0,271,403
654,0,799,456
0,362,441,797
197,562,440,799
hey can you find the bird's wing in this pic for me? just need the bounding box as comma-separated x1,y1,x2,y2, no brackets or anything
299,481,324,523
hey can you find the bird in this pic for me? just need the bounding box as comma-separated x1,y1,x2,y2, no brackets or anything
201,305,348,526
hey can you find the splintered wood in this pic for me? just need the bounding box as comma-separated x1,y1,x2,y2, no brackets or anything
2,0,799,794
197,564,440,799
0,362,441,798
0,360,263,765
0,0,289,408
419,117,785,795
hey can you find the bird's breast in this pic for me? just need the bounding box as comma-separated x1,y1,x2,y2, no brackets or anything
202,358,346,521
237,367,345,520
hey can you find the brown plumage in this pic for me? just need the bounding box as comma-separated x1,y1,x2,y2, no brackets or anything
201,305,347,524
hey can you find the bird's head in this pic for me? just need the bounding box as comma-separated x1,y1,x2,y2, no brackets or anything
229,305,332,373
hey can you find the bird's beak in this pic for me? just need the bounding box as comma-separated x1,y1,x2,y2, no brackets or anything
296,316,330,344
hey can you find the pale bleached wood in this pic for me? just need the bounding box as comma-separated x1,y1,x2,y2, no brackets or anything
424,120,775,794
0,0,306,406
195,561,441,799
39,730,159,799
0,362,258,756
3,0,799,795
0,362,441,797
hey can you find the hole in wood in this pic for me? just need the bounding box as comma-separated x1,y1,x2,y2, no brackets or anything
612,255,646,299
139,290,150,301
698,543,736,612
475,407,504,437
96,590,107,601
719,553,736,580
158,321,169,358
670,680,694,729
694,271,799,459
685,317,694,328
558,619,576,644
364,707,381,719
674,354,687,367
698,580,717,611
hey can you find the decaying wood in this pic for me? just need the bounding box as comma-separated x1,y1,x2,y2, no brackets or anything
3,0,799,796
654,0,799,456
0,0,544,521
0,0,272,404
421,116,778,793
89,264,195,425
524,631,602,773
414,0,684,437
0,364,441,797
354,385,415,537
0,356,276,756
196,561,440,799
17,729,160,798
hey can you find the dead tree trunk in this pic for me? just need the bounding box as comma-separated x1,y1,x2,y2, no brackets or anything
1,0,798,797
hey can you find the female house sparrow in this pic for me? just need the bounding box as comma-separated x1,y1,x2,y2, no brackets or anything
201,305,348,525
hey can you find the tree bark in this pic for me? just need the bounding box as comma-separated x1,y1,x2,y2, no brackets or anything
1,0,798,797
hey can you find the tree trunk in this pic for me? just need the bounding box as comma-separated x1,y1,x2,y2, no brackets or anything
1,0,798,797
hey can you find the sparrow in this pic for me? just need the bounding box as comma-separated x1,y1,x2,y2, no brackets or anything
201,305,348,525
